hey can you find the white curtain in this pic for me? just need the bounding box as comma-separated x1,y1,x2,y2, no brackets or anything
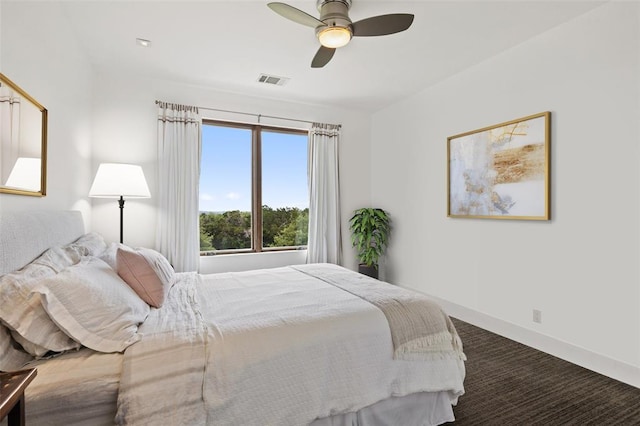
156,102,201,272
307,123,342,264
0,89,21,184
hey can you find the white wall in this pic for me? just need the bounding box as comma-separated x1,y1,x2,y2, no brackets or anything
0,2,93,223
90,70,372,272
371,2,640,385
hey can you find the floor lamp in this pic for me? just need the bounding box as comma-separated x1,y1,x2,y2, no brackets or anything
89,163,151,244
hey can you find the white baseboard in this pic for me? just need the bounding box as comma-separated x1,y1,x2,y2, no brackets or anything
426,294,640,389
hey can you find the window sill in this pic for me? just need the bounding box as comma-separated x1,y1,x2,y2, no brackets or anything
199,249,307,275
200,246,307,256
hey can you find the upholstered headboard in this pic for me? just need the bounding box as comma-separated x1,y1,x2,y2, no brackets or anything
0,210,85,275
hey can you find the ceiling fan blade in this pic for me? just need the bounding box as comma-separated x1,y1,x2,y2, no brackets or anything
351,13,415,37
311,46,336,68
267,2,325,28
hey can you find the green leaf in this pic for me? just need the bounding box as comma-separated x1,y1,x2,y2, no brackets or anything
348,207,391,267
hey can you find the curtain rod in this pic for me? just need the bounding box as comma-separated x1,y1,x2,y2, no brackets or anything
155,100,341,129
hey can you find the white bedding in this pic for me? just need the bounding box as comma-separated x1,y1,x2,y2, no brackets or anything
23,348,122,426
116,265,465,426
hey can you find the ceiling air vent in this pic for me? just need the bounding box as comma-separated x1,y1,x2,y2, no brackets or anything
257,74,290,86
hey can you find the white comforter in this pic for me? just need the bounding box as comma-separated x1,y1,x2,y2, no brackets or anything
116,264,465,426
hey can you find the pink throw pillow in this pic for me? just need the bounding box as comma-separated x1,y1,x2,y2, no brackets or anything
116,248,172,308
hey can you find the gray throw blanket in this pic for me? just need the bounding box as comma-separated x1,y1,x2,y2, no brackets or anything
293,264,466,361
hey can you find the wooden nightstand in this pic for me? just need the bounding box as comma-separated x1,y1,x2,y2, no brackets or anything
0,369,37,426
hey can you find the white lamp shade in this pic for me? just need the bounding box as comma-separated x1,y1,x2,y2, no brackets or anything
89,163,150,198
6,157,41,191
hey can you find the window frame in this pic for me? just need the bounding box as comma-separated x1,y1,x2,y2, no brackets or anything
200,119,309,255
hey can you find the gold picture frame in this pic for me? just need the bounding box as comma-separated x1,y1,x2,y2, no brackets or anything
447,112,550,220
0,73,48,197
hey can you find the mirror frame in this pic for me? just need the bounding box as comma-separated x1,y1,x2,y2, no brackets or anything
0,73,48,197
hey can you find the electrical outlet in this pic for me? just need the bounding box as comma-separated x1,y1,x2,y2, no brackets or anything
533,309,542,324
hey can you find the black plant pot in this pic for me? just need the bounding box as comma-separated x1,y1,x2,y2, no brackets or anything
358,264,378,279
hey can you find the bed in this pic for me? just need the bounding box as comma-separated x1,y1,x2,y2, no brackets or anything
0,210,465,426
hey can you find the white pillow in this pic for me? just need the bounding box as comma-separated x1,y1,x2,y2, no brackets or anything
30,245,83,273
0,246,83,357
99,242,127,270
67,232,108,257
34,257,150,353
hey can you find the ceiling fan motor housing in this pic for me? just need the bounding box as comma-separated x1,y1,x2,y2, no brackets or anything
315,0,353,31
316,0,351,12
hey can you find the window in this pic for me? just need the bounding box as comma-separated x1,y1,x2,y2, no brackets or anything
199,121,308,254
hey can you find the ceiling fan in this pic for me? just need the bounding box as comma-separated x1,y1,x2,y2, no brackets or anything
267,0,414,68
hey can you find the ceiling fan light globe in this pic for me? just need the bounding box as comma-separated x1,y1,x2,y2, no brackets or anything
318,26,352,48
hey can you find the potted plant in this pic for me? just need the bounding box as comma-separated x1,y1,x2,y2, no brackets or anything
349,208,390,279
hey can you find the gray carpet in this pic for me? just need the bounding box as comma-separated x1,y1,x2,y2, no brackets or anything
447,318,640,425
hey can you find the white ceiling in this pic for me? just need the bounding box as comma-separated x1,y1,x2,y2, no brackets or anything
58,0,605,112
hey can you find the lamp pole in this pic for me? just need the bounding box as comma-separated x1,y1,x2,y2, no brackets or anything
118,196,125,244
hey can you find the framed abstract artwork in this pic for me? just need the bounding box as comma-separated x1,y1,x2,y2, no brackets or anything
447,112,550,220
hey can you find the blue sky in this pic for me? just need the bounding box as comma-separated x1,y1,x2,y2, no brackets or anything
199,124,308,212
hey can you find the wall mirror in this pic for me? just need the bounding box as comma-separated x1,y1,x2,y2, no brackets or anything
0,73,47,196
